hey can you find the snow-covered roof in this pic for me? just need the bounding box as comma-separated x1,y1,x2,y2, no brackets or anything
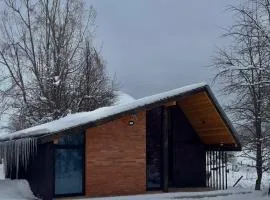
114,91,135,105
0,82,210,141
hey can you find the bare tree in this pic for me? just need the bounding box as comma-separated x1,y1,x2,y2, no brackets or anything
0,0,116,131
212,0,270,190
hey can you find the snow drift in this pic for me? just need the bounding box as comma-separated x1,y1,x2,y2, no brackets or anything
0,179,37,199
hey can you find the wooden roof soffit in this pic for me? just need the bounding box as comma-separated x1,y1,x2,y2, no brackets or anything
177,91,241,150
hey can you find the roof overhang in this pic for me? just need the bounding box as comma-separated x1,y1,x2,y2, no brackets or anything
177,87,241,151
0,83,242,151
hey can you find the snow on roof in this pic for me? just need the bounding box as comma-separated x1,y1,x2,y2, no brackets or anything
114,91,135,105
0,82,207,141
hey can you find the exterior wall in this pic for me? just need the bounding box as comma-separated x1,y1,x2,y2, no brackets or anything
169,106,206,187
85,111,146,197
13,142,54,200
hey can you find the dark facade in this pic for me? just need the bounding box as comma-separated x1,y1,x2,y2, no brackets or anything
169,106,206,187
28,142,54,200
7,142,54,200
146,106,206,191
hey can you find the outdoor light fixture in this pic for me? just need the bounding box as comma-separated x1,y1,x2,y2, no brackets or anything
129,120,135,126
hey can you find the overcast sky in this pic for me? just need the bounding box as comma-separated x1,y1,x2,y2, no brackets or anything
91,0,238,98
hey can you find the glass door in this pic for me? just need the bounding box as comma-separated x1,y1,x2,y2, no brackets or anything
146,108,163,190
54,133,84,196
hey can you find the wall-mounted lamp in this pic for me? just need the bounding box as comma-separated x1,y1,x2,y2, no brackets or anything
129,120,135,126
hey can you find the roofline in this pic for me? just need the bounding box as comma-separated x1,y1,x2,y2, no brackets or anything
38,85,209,143
204,85,242,151
0,84,242,151
39,85,242,150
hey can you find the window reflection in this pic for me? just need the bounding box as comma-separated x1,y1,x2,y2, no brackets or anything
54,132,84,196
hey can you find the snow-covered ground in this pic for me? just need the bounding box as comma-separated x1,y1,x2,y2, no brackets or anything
226,153,270,190
76,154,270,200
77,190,267,200
0,179,37,200
0,160,268,200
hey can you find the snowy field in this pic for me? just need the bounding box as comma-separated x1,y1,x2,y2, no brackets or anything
78,190,267,200
226,153,270,190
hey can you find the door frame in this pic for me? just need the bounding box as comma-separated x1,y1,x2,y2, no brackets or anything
53,131,85,198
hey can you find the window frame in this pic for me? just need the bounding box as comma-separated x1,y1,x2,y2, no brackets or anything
53,131,85,197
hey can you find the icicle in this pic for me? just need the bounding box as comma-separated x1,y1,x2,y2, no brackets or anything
0,137,38,178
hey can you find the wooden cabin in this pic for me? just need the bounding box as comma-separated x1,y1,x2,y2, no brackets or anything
0,83,241,200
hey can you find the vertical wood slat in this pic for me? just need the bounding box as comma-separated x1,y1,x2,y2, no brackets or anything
215,151,218,190
217,151,219,189
218,151,220,189
206,150,228,190
211,151,213,188
208,152,210,188
218,151,222,190
214,151,216,189
221,151,223,190
216,151,219,190
213,151,215,189
212,151,214,189
210,151,212,189
222,151,224,190
216,151,218,190
209,151,211,188
207,152,210,187
225,152,228,189
206,152,208,187
162,107,169,193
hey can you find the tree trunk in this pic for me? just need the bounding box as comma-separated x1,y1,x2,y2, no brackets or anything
255,119,262,190
255,159,262,190
255,138,262,190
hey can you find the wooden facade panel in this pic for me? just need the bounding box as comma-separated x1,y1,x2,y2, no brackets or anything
178,92,236,145
200,137,234,144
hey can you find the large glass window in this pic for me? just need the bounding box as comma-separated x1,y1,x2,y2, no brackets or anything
54,133,84,196
58,133,84,145
146,108,162,189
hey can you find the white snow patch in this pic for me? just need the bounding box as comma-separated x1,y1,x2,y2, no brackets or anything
0,163,4,180
77,190,265,200
54,76,60,82
0,179,37,199
227,153,270,190
114,91,135,105
0,82,207,140
39,96,47,101
53,80,61,86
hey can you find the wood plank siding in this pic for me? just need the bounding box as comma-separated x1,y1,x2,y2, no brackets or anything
178,92,236,145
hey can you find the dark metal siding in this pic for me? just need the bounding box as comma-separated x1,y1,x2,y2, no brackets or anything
6,142,54,200
146,107,163,190
169,106,206,187
27,142,54,200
